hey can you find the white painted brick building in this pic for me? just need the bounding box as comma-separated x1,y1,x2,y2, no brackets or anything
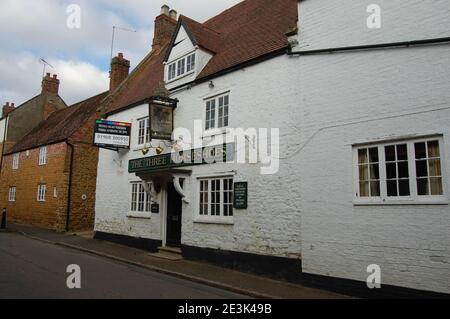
94,0,450,296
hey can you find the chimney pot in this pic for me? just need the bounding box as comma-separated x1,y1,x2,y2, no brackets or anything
161,5,170,16
46,72,51,77
11,103,14,107
2,101,15,117
53,74,57,79
169,9,178,20
42,73,60,95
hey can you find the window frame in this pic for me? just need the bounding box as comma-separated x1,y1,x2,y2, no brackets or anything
196,176,234,224
9,187,16,202
353,137,448,205
12,153,20,170
204,93,230,133
38,146,47,166
136,117,150,147
129,182,152,214
166,52,196,82
37,184,46,202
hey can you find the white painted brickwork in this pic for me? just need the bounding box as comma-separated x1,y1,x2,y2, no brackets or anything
294,0,450,294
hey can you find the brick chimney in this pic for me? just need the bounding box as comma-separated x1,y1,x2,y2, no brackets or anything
42,73,60,95
2,102,15,117
110,53,130,92
152,5,177,50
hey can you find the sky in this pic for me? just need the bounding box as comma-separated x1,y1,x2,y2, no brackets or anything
0,0,241,106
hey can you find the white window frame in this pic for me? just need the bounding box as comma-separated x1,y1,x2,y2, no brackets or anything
136,117,150,147
128,182,152,218
196,176,234,224
354,137,448,205
9,187,16,202
204,93,230,133
12,153,19,170
38,146,47,166
166,52,196,82
37,184,46,202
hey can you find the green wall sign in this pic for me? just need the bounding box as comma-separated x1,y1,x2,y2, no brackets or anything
234,182,248,209
129,143,235,173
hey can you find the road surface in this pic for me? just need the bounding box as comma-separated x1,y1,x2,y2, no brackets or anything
0,232,248,299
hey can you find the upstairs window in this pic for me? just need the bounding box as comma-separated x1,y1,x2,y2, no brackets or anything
167,53,196,81
205,94,230,131
168,63,176,81
9,187,16,202
186,53,196,72
355,137,446,203
37,184,46,202
38,146,47,166
137,117,150,146
12,153,19,170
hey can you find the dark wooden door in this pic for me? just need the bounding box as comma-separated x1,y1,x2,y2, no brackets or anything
166,182,182,247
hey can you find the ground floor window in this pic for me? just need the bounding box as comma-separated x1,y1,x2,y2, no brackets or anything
355,137,446,203
130,182,151,212
9,187,16,202
37,184,46,202
199,177,233,217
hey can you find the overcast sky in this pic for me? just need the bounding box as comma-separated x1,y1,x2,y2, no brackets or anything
0,0,241,106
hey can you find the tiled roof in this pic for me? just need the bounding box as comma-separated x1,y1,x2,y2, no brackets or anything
7,92,108,154
177,0,298,80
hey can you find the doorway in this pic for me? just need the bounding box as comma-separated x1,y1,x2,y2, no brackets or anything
166,182,182,247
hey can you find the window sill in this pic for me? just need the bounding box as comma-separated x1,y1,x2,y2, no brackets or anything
127,212,152,219
194,217,234,225
354,198,449,206
166,71,195,84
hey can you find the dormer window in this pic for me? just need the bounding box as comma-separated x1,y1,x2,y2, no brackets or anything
167,53,196,82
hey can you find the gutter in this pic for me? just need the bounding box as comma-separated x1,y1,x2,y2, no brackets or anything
287,37,450,55
66,141,75,232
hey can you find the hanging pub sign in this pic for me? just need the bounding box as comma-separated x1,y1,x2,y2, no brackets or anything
94,120,131,150
149,96,178,141
234,182,248,209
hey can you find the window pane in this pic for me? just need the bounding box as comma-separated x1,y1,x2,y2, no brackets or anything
417,178,429,196
385,145,396,162
397,144,408,161
369,164,379,180
359,182,369,197
398,161,409,179
415,142,427,159
398,180,410,196
386,163,397,179
359,165,369,181
416,160,428,177
369,148,379,163
428,159,442,177
387,180,398,197
428,141,440,158
370,181,380,197
430,178,443,195
358,149,368,164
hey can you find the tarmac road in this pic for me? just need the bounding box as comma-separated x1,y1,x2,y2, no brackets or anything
0,232,249,299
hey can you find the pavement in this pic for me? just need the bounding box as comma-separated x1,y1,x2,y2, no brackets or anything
1,223,349,299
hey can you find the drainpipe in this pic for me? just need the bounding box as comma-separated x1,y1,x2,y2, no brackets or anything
66,141,75,232
0,116,8,175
